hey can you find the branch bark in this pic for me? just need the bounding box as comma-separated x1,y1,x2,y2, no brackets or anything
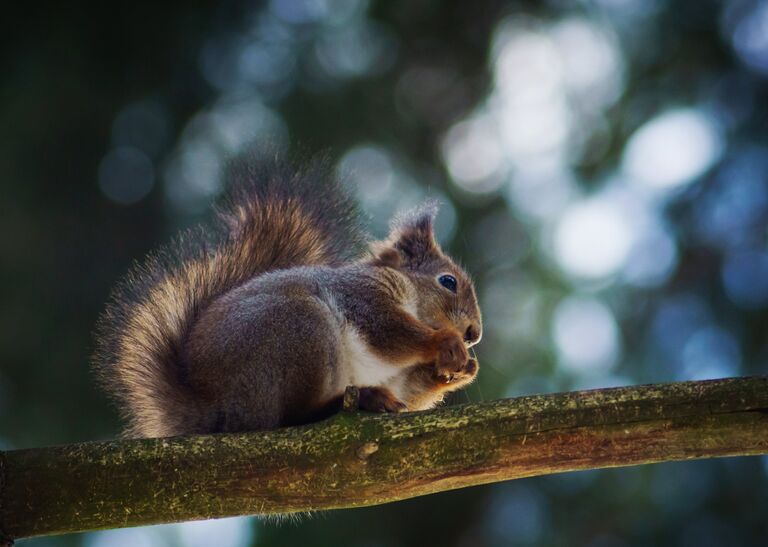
1,377,767,542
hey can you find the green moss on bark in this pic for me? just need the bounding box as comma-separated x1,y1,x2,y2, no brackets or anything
1,377,767,540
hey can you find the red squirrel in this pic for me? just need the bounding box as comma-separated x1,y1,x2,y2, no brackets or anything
94,155,482,437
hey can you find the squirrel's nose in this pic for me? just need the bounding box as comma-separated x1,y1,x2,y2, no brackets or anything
463,323,482,346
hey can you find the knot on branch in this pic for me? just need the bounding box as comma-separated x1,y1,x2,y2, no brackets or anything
342,386,360,412
356,442,379,460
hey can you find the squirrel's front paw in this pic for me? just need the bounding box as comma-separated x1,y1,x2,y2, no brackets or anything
358,386,407,413
433,358,479,387
433,330,470,382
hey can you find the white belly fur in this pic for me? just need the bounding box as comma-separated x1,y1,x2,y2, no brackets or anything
337,325,409,400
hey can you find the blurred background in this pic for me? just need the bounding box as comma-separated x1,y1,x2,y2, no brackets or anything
2,0,768,545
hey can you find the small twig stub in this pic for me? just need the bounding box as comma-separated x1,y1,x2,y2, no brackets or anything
343,385,360,412
356,442,379,460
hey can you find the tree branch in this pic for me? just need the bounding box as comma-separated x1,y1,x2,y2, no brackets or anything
2,377,767,542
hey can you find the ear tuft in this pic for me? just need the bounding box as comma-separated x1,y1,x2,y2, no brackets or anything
388,201,440,263
390,200,439,235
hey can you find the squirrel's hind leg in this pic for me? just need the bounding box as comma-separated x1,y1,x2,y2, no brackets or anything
185,290,343,432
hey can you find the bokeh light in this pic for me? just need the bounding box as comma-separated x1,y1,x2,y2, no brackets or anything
723,0,768,75
722,251,768,309
111,101,170,158
553,197,632,280
164,96,287,213
680,326,742,380
622,109,723,192
441,111,507,194
552,295,622,375
484,484,548,545
84,517,255,547
694,146,768,250
314,20,397,79
98,147,155,205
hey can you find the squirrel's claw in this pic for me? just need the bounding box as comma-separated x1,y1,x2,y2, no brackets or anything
434,358,478,387
437,372,454,384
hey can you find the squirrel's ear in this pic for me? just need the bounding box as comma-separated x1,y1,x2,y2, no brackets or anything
370,243,402,268
388,202,439,264
369,202,439,267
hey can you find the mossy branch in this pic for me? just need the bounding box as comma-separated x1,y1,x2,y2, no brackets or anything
1,377,767,542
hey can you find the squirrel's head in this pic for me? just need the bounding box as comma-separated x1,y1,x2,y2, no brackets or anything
370,203,482,348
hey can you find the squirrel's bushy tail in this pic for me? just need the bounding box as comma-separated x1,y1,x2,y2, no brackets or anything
94,155,365,437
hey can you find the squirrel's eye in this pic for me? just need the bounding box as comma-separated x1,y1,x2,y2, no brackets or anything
438,274,458,293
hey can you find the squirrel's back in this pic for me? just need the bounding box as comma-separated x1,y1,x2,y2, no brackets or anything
93,155,365,437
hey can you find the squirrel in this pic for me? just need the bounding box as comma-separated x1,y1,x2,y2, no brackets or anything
93,155,482,438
